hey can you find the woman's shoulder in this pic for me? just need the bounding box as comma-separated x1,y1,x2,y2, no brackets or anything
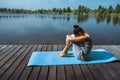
84,32,92,44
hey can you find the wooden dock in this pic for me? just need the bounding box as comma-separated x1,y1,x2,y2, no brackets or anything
0,45,120,80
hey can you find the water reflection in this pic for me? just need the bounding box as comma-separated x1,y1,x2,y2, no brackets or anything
95,15,120,26
96,16,105,24
39,14,71,22
0,14,28,19
0,14,120,26
0,14,120,45
77,15,89,23
106,15,111,24
112,16,120,26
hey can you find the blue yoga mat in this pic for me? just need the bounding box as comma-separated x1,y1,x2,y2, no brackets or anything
27,49,119,66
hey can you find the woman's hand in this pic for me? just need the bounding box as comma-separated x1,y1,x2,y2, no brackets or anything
66,33,89,43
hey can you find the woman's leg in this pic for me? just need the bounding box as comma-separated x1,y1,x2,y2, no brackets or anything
72,43,82,59
73,44,92,61
58,36,71,57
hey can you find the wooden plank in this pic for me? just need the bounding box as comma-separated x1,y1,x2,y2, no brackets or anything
112,59,120,69
8,45,33,80
65,65,75,80
0,45,2,49
0,45,22,68
28,45,43,80
102,45,120,80
117,45,120,49
38,45,49,80
109,62,120,76
100,45,120,80
58,45,63,50
47,45,53,51
0,45,8,55
88,64,104,80
95,64,114,80
0,45,15,61
93,45,106,50
100,45,120,58
94,45,120,58
112,45,120,49
88,45,105,80
57,65,66,80
0,45,7,49
0,45,2,47
18,45,38,80
94,45,120,79
91,45,96,50
94,45,119,80
48,66,57,80
72,65,85,80
102,63,120,80
53,45,58,51
57,45,66,80
0,45,27,80
0,45,22,79
80,64,94,80
38,66,49,80
0,45,120,80
110,45,120,58
47,45,57,80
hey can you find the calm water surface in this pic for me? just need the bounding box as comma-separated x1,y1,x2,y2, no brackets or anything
0,13,120,45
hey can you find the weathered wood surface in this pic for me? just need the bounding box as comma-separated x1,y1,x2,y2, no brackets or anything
0,45,120,80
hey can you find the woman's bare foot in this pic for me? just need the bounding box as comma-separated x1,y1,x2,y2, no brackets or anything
81,56,85,63
58,51,67,57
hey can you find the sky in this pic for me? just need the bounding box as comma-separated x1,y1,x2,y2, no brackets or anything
0,0,120,10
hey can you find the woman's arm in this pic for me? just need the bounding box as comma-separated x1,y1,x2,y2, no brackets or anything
67,34,89,43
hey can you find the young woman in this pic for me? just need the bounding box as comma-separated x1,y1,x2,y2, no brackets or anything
59,25,92,61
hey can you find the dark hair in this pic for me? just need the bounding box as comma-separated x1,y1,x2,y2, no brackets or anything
73,25,84,35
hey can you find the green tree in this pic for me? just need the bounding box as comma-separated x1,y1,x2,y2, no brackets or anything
77,5,90,15
67,7,71,13
52,8,57,13
77,5,81,15
107,5,113,14
97,5,106,16
63,8,66,13
115,4,120,13
72,9,77,15
59,8,62,14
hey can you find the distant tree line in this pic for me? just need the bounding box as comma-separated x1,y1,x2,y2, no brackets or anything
0,7,72,14
0,8,33,14
35,7,71,14
0,4,120,16
72,5,90,15
94,4,120,16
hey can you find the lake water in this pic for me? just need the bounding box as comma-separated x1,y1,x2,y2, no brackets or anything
0,13,120,45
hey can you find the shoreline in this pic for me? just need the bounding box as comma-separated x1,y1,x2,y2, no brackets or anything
0,12,120,17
